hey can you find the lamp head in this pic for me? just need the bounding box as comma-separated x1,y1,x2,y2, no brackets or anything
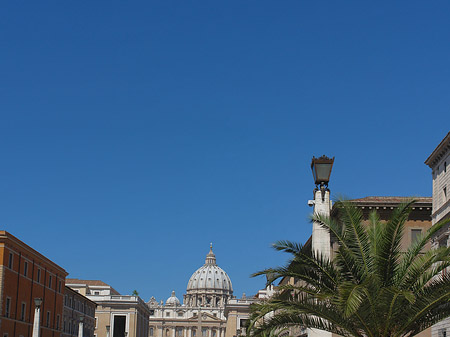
34,298,43,308
311,155,334,188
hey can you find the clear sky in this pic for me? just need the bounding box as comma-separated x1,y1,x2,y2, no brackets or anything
1,1,449,302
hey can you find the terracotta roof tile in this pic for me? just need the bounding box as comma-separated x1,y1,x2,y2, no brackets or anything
66,278,121,294
66,278,111,287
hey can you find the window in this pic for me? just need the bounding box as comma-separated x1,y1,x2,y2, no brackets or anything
202,328,208,337
411,229,422,244
94,291,100,295
439,329,447,337
37,269,41,283
149,309,155,316
69,297,72,308
213,331,217,337
444,187,447,200
150,328,154,337
46,311,51,327
24,261,28,277
5,297,11,317
445,162,447,173
8,253,13,269
192,330,197,337
166,312,170,317
21,302,26,320
177,328,183,337
56,315,60,330
178,312,183,317
49,275,52,289
58,280,62,293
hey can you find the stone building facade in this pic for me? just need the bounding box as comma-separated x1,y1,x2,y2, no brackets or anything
425,131,450,337
66,279,150,337
147,246,232,337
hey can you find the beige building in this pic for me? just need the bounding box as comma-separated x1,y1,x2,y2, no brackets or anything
277,196,433,337
147,246,233,337
425,131,450,337
341,196,432,252
66,279,150,337
223,286,275,337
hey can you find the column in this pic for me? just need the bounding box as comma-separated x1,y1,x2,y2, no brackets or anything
188,327,192,337
32,300,42,337
78,317,84,337
312,189,331,258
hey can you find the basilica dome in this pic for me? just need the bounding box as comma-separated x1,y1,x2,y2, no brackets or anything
184,245,233,307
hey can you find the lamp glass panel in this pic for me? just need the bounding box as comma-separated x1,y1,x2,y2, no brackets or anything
315,163,332,183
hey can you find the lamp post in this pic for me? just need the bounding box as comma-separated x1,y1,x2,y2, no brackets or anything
309,156,335,337
310,155,334,259
32,298,43,337
78,316,84,337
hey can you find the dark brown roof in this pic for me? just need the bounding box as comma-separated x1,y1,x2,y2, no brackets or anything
332,196,432,221
348,196,432,204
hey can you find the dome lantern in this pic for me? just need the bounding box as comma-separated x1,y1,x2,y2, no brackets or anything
205,243,216,265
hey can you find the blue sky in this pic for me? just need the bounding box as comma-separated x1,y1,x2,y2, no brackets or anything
1,1,449,302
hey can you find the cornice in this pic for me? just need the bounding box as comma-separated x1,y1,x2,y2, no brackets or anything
425,131,450,168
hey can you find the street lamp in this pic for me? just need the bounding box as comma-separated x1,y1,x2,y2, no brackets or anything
34,298,43,307
311,155,334,201
310,155,334,259
32,298,43,337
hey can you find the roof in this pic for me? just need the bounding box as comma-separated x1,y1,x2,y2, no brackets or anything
66,278,120,295
66,278,111,287
332,196,432,221
0,231,68,276
348,196,432,204
425,131,450,168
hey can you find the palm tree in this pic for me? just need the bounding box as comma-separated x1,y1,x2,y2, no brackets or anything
249,200,450,337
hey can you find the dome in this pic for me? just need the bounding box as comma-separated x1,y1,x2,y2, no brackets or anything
186,245,233,293
166,290,181,306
